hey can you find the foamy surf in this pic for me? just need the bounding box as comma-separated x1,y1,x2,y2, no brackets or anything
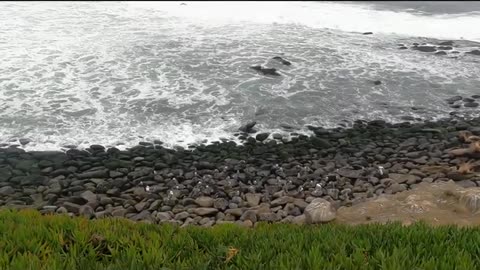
0,1,480,151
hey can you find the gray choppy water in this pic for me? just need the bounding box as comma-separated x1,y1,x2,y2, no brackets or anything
1,1,480,150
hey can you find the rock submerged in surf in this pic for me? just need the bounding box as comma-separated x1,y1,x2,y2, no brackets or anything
412,45,437,53
373,80,382,85
362,32,373,35
446,96,463,103
466,50,480,56
272,56,292,66
250,65,281,76
239,121,257,133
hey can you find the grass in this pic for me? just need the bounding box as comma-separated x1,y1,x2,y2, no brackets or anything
1,209,480,269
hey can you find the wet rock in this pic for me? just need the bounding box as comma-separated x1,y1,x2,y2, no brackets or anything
398,46,408,50
464,102,479,108
446,96,462,103
373,80,382,85
413,46,436,52
304,198,336,224
19,138,31,145
435,51,447,56
255,133,270,142
438,41,454,46
466,50,480,56
239,122,257,133
250,65,281,76
272,56,292,66
362,32,373,35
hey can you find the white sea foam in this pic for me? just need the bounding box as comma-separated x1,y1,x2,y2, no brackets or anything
128,1,480,42
0,2,480,151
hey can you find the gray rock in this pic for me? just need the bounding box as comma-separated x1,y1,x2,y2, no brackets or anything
156,212,172,222
0,186,15,196
79,205,95,218
195,196,214,207
225,208,244,217
457,180,477,188
80,190,97,204
135,202,148,212
174,211,190,220
77,170,108,179
131,210,152,221
386,183,407,194
213,198,228,210
245,193,262,207
240,210,257,223
337,168,363,179
56,206,68,214
258,212,280,222
271,196,294,207
388,174,420,184
112,207,128,217
193,208,219,216
63,202,82,214
304,198,336,224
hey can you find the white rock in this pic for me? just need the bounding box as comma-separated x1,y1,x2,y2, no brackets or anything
304,198,336,224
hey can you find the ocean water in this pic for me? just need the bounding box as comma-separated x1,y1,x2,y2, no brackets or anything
1,1,480,151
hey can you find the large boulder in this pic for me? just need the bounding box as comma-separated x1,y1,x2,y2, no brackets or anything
304,198,336,224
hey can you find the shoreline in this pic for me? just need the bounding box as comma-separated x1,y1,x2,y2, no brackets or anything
2,115,480,226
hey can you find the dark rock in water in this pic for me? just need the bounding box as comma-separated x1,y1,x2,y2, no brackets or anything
19,139,31,146
373,80,382,85
472,95,480,99
450,104,461,109
89,145,105,152
434,51,447,56
412,46,436,52
446,96,462,103
400,116,415,121
463,98,475,103
437,46,453,50
438,41,454,46
250,65,281,76
412,42,419,46
255,133,270,142
464,102,479,108
466,50,480,56
362,32,373,35
239,121,257,133
398,46,408,50
272,56,292,66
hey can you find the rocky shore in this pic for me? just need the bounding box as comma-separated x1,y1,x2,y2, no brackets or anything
2,114,480,227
